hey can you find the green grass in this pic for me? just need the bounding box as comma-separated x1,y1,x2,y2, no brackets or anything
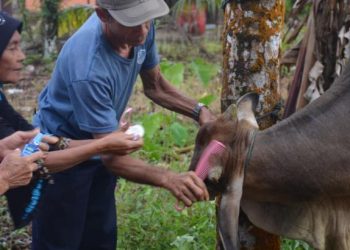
116,173,217,249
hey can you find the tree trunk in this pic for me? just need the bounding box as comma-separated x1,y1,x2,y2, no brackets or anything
284,0,350,117
219,0,285,249
41,0,60,57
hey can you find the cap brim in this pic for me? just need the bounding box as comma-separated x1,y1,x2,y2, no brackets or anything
108,0,169,27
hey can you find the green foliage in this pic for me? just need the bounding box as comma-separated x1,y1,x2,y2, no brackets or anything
24,53,57,73
136,112,196,162
285,0,294,17
190,58,220,87
41,0,60,37
160,60,185,86
169,122,188,147
203,41,222,55
159,57,219,89
282,238,314,250
198,94,216,106
58,6,94,38
17,0,30,31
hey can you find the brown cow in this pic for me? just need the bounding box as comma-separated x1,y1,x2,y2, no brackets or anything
189,64,350,250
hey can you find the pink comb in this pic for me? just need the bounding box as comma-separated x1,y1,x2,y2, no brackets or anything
175,140,226,212
195,140,226,180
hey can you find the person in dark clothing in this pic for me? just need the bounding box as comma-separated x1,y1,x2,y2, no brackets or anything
0,11,46,196
0,91,34,139
0,11,33,138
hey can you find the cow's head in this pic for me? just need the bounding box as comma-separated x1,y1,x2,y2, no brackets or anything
189,92,259,250
189,92,259,193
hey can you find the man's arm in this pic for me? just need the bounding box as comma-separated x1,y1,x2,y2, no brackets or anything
140,66,215,125
94,132,209,207
103,154,209,207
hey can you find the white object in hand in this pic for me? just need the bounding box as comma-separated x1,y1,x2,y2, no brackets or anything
125,125,145,140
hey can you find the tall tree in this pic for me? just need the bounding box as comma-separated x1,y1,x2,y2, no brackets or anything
220,0,285,249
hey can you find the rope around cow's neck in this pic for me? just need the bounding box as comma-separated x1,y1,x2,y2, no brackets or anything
244,129,258,171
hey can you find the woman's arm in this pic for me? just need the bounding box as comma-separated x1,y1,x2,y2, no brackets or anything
44,130,143,173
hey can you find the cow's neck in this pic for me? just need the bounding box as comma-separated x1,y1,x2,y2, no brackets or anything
244,67,350,203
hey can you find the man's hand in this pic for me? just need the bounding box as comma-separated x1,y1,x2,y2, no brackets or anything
198,107,216,126
162,171,209,207
98,130,144,155
0,149,45,194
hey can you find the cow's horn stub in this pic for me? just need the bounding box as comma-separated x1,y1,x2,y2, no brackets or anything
237,92,259,128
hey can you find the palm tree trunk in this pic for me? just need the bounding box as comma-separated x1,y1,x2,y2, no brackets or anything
219,0,285,249
284,0,350,117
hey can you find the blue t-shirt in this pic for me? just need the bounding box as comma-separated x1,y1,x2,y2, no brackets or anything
34,13,159,139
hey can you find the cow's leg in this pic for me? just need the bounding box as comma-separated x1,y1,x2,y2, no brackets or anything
218,176,244,250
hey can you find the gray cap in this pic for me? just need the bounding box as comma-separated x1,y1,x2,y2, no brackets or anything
97,0,169,27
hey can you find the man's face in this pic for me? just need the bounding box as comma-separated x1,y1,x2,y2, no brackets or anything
0,31,26,84
107,17,151,46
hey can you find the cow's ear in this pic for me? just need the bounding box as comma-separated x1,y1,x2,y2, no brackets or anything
236,92,259,129
222,104,238,121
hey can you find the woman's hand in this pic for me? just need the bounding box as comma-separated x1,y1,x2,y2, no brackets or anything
0,129,39,149
0,129,41,159
99,130,144,155
0,130,59,157
40,134,59,152
0,149,45,194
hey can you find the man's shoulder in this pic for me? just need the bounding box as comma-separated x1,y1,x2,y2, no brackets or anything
56,13,107,81
62,13,101,52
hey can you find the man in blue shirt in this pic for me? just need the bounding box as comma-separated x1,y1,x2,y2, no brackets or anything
33,0,214,249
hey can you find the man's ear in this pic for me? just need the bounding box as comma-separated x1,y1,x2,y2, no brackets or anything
95,8,111,23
